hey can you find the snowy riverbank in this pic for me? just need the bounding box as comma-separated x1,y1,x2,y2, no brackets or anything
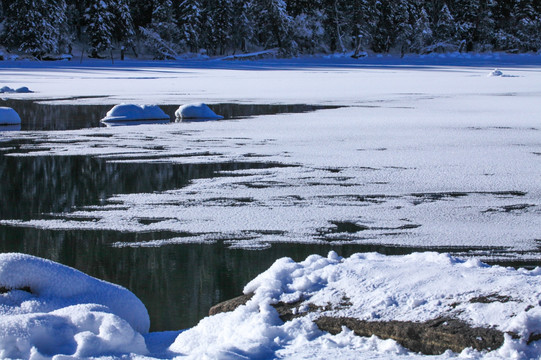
1,252,541,359
1,57,540,358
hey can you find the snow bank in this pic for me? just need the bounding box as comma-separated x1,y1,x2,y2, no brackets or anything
101,104,169,122
169,252,541,359
0,107,21,125
0,253,149,359
175,103,223,120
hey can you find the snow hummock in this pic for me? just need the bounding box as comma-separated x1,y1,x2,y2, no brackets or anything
101,104,169,122
0,86,33,93
0,107,21,125
0,253,149,359
175,103,223,120
489,68,503,77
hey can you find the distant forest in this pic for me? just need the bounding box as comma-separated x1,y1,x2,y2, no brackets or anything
0,0,540,59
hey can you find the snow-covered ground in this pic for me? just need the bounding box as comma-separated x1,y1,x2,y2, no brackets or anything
1,54,541,358
2,251,541,359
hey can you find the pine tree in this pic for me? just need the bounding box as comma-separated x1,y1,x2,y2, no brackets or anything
411,6,433,53
434,4,456,47
229,0,253,53
177,0,203,52
84,0,115,58
1,0,66,57
250,0,294,55
139,0,179,59
110,0,136,49
513,0,541,51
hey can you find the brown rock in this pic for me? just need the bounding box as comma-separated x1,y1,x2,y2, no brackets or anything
209,293,254,316
314,316,505,355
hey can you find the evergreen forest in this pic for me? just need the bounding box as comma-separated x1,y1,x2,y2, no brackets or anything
0,0,540,60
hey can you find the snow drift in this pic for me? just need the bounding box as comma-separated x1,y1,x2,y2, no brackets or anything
0,107,21,125
175,103,223,120
101,104,169,123
0,253,149,359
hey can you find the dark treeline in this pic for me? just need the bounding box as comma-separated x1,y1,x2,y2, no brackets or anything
0,0,540,59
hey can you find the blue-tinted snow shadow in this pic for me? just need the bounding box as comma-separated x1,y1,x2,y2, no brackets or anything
1,53,540,72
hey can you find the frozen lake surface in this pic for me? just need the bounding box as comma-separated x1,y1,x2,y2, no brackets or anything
1,55,541,358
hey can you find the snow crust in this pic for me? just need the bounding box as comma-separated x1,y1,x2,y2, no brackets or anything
0,253,149,359
1,61,540,261
175,103,223,120
0,107,21,125
101,104,169,122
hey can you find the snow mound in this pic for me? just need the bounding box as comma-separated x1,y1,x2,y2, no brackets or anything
489,68,503,77
170,252,541,359
175,103,223,120
0,107,21,125
101,104,170,122
0,253,149,359
0,86,33,93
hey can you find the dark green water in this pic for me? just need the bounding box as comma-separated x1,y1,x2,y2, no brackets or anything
0,99,339,131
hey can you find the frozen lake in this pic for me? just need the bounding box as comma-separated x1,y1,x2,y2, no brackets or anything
1,56,541,335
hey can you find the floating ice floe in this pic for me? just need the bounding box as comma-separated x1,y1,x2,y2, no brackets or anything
101,104,170,123
175,103,223,121
0,86,33,93
0,107,21,125
0,253,150,359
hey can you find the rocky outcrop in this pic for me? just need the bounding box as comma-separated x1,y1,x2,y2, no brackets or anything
314,316,504,355
209,293,510,355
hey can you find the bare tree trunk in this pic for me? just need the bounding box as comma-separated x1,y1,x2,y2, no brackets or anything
334,0,346,53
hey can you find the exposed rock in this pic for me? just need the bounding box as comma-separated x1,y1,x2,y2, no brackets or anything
209,294,509,355
314,316,505,355
208,293,253,316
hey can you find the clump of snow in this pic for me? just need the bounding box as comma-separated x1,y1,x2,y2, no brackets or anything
175,103,223,120
0,107,21,125
0,86,33,93
169,251,541,359
101,104,169,122
0,253,149,358
489,68,503,77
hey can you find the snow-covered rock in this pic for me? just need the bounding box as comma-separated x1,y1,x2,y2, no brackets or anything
0,253,149,359
101,104,169,122
175,103,223,120
489,68,503,77
170,252,541,359
0,107,21,125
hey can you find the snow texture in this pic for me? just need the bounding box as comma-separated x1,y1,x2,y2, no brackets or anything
175,103,223,120
0,253,149,359
0,57,540,262
101,104,169,122
0,107,21,125
169,251,541,359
